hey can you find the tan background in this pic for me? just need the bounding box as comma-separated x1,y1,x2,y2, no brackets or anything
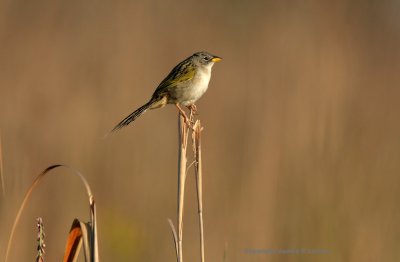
1,1,400,261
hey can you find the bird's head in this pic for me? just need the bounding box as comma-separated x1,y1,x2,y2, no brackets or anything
192,51,222,67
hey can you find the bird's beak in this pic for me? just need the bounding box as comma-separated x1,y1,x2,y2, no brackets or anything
211,56,222,62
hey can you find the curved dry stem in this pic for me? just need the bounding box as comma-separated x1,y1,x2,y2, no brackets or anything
5,164,94,262
167,218,179,262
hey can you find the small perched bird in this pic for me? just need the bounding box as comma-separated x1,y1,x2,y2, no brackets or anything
111,51,221,132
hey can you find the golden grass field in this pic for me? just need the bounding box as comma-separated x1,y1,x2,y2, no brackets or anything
1,1,400,261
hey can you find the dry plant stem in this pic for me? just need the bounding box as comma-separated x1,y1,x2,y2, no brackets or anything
5,165,97,262
193,121,205,262
177,113,190,262
172,108,201,262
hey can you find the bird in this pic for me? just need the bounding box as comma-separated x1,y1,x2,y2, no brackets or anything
111,51,221,132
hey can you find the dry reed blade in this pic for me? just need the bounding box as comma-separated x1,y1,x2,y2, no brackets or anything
63,218,97,262
5,164,97,262
63,219,83,262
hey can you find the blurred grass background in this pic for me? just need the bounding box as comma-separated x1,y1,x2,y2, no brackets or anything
1,0,400,261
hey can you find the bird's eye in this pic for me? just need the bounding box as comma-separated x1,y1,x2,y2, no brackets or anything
203,56,209,61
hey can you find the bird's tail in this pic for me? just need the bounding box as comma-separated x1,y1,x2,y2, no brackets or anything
111,99,158,132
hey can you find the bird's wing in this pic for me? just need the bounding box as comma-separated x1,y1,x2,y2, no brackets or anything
155,60,195,92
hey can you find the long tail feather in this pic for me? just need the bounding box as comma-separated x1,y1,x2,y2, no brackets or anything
111,100,155,132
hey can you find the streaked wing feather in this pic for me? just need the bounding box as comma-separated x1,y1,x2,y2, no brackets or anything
155,60,195,92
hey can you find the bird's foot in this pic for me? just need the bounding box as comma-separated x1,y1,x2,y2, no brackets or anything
176,104,194,127
187,104,198,117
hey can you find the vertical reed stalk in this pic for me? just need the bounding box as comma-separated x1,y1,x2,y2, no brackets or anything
177,113,189,262
193,120,205,262
170,111,205,262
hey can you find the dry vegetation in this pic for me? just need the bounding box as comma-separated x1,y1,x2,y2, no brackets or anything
1,1,400,261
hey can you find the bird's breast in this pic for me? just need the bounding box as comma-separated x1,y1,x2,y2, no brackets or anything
191,68,211,100
169,64,213,106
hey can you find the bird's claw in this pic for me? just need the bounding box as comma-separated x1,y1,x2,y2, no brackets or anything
187,104,198,116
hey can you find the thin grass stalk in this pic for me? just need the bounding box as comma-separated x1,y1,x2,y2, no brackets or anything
5,165,95,262
177,113,189,262
193,120,205,262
